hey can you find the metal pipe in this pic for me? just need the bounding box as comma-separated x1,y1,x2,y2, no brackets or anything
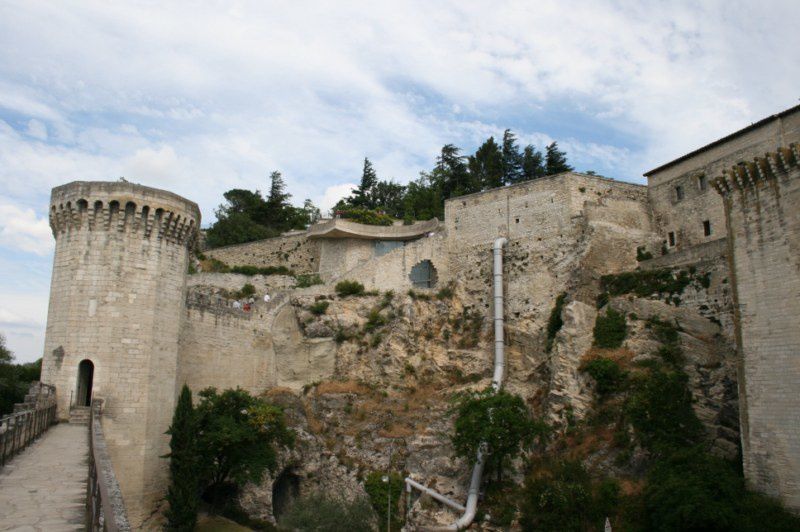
405,237,508,530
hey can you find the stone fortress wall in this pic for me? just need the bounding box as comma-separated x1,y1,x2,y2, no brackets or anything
41,181,200,529
712,143,800,511
38,104,800,522
646,104,800,253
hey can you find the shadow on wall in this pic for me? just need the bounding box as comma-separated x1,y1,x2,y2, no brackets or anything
272,467,301,521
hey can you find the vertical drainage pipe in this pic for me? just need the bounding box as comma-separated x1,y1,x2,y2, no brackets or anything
405,237,507,531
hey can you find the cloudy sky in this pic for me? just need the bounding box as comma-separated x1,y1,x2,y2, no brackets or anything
1,1,799,362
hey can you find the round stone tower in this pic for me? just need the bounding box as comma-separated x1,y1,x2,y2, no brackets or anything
41,180,200,527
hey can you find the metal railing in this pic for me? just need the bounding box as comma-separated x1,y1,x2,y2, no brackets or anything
0,382,57,466
86,399,131,531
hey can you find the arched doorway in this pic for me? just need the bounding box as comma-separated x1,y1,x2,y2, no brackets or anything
76,359,94,407
409,259,438,288
272,468,301,521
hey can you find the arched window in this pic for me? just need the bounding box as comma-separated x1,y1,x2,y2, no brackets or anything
76,359,94,407
409,260,438,288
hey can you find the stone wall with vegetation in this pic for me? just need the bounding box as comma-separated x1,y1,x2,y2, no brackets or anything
204,231,318,274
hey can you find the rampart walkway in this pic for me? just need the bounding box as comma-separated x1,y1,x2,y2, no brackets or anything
0,423,87,531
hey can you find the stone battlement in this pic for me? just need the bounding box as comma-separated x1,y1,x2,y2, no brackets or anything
712,143,800,196
49,180,201,247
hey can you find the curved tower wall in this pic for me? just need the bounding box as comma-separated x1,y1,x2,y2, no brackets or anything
41,181,200,527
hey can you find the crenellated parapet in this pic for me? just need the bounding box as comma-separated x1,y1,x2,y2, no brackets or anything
711,143,800,197
49,180,201,247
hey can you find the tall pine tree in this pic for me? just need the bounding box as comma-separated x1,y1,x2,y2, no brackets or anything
545,142,573,175
469,137,504,190
165,385,199,531
522,145,546,180
265,171,293,230
351,158,378,209
435,144,472,199
501,129,524,184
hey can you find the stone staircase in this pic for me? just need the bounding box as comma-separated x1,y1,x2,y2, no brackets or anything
69,406,91,425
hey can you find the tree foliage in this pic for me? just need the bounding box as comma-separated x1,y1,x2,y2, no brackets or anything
364,471,404,532
545,141,574,175
194,388,294,495
277,493,375,532
0,334,41,416
452,388,548,481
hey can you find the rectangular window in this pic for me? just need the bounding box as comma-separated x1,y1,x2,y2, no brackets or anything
698,174,707,191
675,185,684,201
703,220,712,236
668,231,676,247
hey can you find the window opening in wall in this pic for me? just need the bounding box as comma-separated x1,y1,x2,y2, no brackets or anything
703,220,712,236
76,359,94,407
409,259,438,288
675,185,684,201
668,231,676,247
698,174,707,191
515,218,520,224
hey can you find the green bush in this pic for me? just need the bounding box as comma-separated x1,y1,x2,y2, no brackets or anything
238,283,256,298
295,274,323,288
583,357,626,397
337,208,395,226
545,293,567,353
278,493,375,532
436,286,453,299
336,280,365,297
520,460,597,532
636,246,654,261
204,258,231,273
230,265,293,276
600,268,691,298
364,471,404,531
309,301,329,316
364,309,388,332
593,308,627,348
596,292,610,309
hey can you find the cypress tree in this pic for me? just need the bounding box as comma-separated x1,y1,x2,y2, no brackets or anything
165,385,199,531
545,142,573,175
265,171,293,230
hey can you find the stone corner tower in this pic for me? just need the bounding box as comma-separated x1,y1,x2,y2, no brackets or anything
41,180,200,527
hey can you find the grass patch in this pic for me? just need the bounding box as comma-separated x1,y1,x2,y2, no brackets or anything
295,274,323,288
309,301,329,316
335,280,365,297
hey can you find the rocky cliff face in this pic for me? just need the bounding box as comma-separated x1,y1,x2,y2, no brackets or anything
237,263,739,528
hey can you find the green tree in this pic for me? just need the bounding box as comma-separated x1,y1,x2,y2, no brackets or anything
351,158,379,209
302,199,321,225
435,144,472,199
521,145,546,180
452,388,547,481
501,129,523,184
205,212,276,248
364,471,404,531
265,171,293,230
0,335,41,416
468,137,504,190
195,388,294,502
545,141,573,175
165,385,199,531
215,189,267,220
372,180,406,218
402,172,443,222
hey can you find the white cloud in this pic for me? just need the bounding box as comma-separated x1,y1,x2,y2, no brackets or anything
0,201,54,256
26,119,47,140
319,183,358,216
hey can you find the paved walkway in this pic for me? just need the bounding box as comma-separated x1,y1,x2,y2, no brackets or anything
0,423,87,531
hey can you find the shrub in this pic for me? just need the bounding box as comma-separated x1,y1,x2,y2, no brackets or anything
238,283,256,298
364,471,404,531
596,292,610,309
636,246,654,261
519,460,595,532
278,493,375,532
593,308,627,348
336,280,365,297
295,274,323,288
204,258,231,273
625,367,702,453
364,309,388,332
583,357,626,397
309,301,329,316
600,268,691,298
230,265,293,276
436,286,453,299
545,293,567,353
337,207,394,226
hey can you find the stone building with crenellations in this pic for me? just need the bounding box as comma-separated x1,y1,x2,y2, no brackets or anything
39,104,800,526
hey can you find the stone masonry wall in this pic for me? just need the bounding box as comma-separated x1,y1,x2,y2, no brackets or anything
648,108,800,252
205,231,318,274
713,146,800,512
41,181,199,529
